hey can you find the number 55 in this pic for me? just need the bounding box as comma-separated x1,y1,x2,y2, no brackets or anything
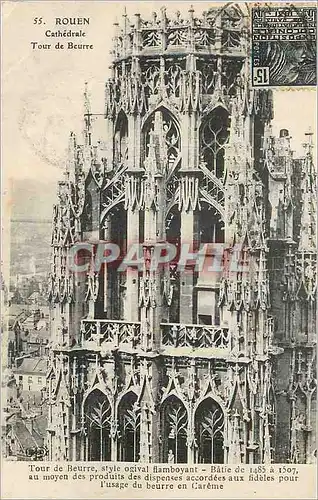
34,17,43,24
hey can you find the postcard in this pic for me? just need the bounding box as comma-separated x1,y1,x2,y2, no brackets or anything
1,1,317,499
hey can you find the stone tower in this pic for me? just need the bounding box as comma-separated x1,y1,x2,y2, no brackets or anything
47,4,316,464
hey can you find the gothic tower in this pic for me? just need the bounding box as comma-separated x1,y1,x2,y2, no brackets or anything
47,5,316,464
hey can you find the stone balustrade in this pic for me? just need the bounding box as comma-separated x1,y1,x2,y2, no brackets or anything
79,319,230,354
161,322,230,350
80,319,141,350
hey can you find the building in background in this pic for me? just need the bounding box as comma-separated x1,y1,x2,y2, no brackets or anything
2,368,48,461
13,357,47,393
47,5,316,463
4,303,50,460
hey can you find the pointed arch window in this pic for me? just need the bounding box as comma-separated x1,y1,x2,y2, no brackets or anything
117,392,140,462
195,398,224,463
200,108,230,180
84,390,111,461
165,63,183,98
143,109,181,175
161,395,187,463
142,63,160,98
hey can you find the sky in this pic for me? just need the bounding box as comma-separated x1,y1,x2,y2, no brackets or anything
2,1,316,188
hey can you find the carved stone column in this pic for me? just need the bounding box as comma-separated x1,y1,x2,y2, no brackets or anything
179,206,200,324
126,205,140,321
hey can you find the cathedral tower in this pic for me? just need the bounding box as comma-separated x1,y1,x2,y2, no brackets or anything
47,5,316,464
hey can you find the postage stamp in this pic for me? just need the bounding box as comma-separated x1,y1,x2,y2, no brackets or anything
252,5,317,86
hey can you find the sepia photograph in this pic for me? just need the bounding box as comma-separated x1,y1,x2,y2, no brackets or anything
1,1,317,498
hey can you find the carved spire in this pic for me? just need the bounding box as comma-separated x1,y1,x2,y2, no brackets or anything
298,130,317,253
295,131,317,302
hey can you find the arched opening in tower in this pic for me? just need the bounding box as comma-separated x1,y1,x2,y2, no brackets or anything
117,392,140,462
199,203,224,244
160,395,188,463
107,202,127,320
199,107,230,180
194,398,224,464
84,389,111,461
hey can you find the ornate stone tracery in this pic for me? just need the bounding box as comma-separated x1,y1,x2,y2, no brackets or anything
47,5,316,465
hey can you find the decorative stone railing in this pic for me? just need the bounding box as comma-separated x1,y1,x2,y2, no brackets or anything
161,322,230,350
112,9,248,60
80,319,230,353
80,319,141,350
